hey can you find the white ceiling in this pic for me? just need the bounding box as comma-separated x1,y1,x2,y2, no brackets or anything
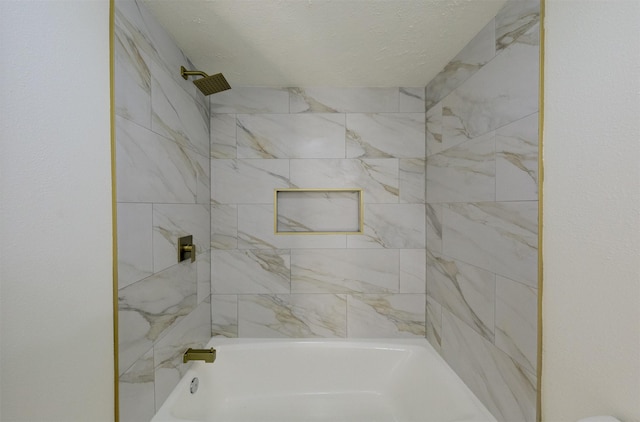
141,0,507,87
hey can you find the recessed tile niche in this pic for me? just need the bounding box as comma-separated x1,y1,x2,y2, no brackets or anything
275,189,363,234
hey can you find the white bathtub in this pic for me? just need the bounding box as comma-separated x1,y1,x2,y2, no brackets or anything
152,338,497,422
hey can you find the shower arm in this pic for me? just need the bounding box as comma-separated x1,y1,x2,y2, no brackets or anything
180,66,208,80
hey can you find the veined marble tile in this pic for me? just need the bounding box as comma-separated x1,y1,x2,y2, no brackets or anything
427,100,468,157
210,87,290,114
210,114,237,159
496,0,540,52
114,28,151,128
496,113,539,201
426,296,443,355
194,152,210,204
290,249,399,294
237,114,346,159
196,251,211,304
211,159,290,204
211,294,238,338
154,299,211,411
399,87,426,112
441,309,536,422
442,40,539,146
211,204,238,250
290,87,399,113
346,113,425,158
347,294,426,338
496,275,538,374
118,261,197,373
277,191,360,233
289,159,399,204
426,131,496,203
116,116,197,203
117,203,153,289
442,202,538,287
119,348,155,422
426,204,443,254
152,203,210,273
400,249,426,293
212,250,291,294
399,159,426,204
152,68,210,157
237,204,346,249
347,204,425,249
238,294,347,338
426,19,496,110
427,250,495,342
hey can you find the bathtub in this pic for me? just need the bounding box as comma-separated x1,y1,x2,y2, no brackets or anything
152,338,497,422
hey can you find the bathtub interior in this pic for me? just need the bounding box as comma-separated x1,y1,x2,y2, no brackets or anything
152,338,497,422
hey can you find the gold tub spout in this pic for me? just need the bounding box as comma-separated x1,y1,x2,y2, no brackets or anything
183,348,216,363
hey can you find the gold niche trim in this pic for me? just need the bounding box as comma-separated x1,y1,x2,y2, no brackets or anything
274,188,364,235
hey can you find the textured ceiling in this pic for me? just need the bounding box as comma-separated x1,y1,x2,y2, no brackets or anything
142,0,507,87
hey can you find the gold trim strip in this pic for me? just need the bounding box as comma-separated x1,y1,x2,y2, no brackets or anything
274,188,364,235
537,0,545,420
109,0,119,420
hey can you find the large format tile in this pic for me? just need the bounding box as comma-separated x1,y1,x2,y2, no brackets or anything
113,27,151,128
346,113,425,158
237,204,346,249
441,309,536,422
211,294,238,338
426,296,443,355
152,203,210,273
427,250,495,342
399,249,426,293
399,87,426,112
116,116,197,203
194,152,210,205
426,131,496,203
496,113,539,201
495,0,540,52
210,87,290,114
347,204,425,249
118,261,197,373
426,19,496,109
196,251,211,304
399,159,426,204
152,68,210,157
210,114,237,159
211,159,290,204
210,204,238,250
426,204,443,254
117,203,153,289
495,275,538,374
290,159,399,204
442,40,539,146
290,87,399,113
238,294,347,337
347,294,426,338
212,250,291,294
442,202,538,286
237,114,346,158
290,249,399,294
119,348,155,422
154,300,211,411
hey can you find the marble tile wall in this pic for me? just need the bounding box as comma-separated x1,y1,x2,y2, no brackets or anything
425,1,540,421
114,1,211,420
210,87,427,339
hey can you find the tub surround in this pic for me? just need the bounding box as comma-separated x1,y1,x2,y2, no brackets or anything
209,87,427,339
114,1,212,420
425,0,539,421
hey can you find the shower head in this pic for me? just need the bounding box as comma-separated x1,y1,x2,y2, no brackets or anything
180,66,231,96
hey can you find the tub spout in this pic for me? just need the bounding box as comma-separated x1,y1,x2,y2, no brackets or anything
183,348,216,363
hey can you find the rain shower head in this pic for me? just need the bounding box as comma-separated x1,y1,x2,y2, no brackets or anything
180,66,231,96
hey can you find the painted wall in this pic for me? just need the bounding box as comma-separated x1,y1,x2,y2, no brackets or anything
0,1,114,421
424,1,540,420
209,87,428,338
542,1,640,421
114,0,212,419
